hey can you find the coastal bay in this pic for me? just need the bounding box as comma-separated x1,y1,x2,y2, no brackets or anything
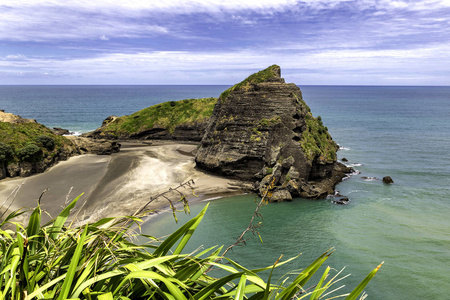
1,85,449,299
0,141,245,223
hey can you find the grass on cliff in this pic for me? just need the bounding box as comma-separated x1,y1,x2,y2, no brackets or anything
301,113,338,163
101,97,217,138
219,65,281,101
289,92,338,163
0,193,382,300
0,122,71,164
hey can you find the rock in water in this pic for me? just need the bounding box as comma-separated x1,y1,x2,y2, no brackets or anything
383,176,394,184
195,65,352,200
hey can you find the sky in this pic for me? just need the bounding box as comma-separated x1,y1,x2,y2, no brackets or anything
0,0,449,85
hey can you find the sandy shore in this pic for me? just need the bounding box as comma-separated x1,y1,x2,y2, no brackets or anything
0,141,248,223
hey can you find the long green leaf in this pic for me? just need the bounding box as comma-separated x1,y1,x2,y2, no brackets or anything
194,272,245,300
26,206,41,238
345,262,383,300
154,203,208,257
98,292,114,300
277,250,332,300
114,271,188,300
234,274,247,300
173,204,208,255
309,266,330,300
49,194,83,240
1,248,21,299
57,225,88,300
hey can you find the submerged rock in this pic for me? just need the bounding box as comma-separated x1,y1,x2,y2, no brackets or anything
195,65,352,200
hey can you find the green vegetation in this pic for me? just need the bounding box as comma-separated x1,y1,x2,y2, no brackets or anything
101,97,217,138
220,65,280,101
16,144,42,162
259,116,281,127
0,194,381,299
0,142,13,163
0,122,71,165
300,113,338,163
289,92,337,163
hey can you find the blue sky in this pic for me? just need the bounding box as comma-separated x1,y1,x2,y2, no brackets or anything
1,0,449,85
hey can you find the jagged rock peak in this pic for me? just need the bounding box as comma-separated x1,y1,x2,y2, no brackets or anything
195,65,351,200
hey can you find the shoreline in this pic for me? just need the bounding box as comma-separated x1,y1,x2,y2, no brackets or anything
0,141,249,224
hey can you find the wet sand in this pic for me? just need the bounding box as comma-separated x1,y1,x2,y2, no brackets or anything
0,142,247,223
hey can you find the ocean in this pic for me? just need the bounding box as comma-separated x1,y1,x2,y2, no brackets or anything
1,85,449,299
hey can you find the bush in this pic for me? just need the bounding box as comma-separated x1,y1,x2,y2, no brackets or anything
35,135,55,150
17,144,42,162
0,142,13,162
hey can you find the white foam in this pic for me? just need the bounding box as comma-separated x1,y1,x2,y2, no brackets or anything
64,131,81,136
363,177,378,181
203,196,224,202
350,163,363,167
338,145,351,151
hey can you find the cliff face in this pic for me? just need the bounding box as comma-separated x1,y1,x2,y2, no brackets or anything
195,65,351,200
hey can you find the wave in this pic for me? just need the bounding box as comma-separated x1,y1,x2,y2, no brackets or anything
67,131,82,136
349,163,363,167
362,176,378,181
338,145,351,151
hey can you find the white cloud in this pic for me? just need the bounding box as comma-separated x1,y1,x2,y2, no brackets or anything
0,0,448,42
2,43,449,85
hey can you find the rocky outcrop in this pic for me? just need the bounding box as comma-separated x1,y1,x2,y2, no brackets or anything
0,110,36,124
65,136,120,155
195,65,352,200
382,176,394,184
83,98,217,142
0,111,121,180
84,121,208,142
51,127,73,136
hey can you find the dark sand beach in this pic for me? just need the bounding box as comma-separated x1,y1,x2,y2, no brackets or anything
0,142,246,223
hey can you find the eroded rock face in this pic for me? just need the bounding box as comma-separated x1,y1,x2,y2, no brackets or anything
65,136,120,155
195,65,351,200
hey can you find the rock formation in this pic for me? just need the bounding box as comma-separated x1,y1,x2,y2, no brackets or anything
382,176,394,184
195,65,352,200
83,98,217,142
0,111,120,179
0,110,36,124
65,136,120,155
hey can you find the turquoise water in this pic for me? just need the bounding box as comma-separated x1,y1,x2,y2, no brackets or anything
1,85,449,298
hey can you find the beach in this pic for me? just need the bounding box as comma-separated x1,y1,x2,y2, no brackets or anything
0,141,247,223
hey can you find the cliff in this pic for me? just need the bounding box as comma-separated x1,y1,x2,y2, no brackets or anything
83,97,217,142
195,65,351,200
0,112,120,179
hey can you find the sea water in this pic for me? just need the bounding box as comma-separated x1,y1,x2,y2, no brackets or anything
1,85,449,299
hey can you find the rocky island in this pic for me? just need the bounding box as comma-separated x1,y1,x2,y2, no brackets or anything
195,65,351,200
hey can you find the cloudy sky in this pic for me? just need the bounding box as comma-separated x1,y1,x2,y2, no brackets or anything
1,0,449,85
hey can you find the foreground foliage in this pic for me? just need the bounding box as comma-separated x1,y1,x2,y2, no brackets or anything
0,195,381,299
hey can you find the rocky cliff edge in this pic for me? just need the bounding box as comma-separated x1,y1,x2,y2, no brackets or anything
195,65,352,200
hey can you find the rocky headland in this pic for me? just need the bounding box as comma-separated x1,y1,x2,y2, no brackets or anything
195,65,352,200
0,111,120,179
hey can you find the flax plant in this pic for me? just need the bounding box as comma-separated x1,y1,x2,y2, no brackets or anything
1,192,381,299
